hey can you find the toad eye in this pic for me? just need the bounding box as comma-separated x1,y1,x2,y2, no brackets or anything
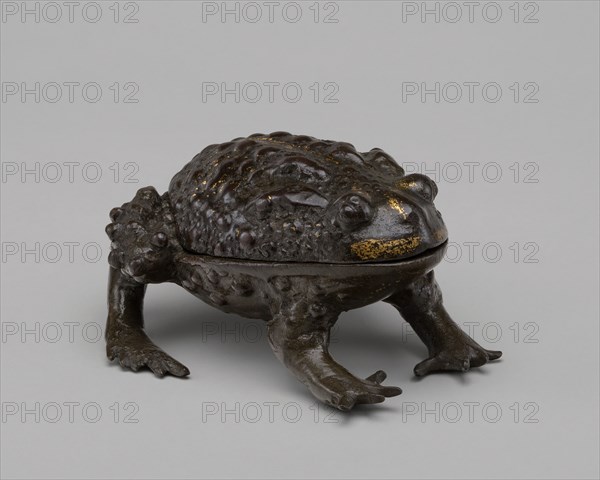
335,194,372,232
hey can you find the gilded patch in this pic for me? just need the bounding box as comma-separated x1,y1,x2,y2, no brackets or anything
396,180,418,189
350,236,421,260
387,196,408,220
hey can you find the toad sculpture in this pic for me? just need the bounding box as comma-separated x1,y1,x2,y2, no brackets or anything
105,132,502,411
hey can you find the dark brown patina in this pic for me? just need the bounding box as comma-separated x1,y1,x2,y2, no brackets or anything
105,132,501,411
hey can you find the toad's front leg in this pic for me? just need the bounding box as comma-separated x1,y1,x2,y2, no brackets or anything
385,271,502,377
267,301,401,411
106,267,190,377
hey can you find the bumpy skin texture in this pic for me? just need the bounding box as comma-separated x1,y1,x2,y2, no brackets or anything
168,132,446,262
106,187,180,283
105,132,502,411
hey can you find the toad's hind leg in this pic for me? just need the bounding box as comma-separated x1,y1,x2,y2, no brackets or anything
385,271,502,377
267,301,402,411
105,267,190,377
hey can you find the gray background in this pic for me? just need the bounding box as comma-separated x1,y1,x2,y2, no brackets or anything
1,1,598,479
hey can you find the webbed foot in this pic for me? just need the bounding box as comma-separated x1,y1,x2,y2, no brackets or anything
107,328,190,378
106,266,189,378
316,370,402,411
414,337,502,376
386,271,502,378
267,310,401,411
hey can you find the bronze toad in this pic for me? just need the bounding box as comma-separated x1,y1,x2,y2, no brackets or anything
105,132,502,411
